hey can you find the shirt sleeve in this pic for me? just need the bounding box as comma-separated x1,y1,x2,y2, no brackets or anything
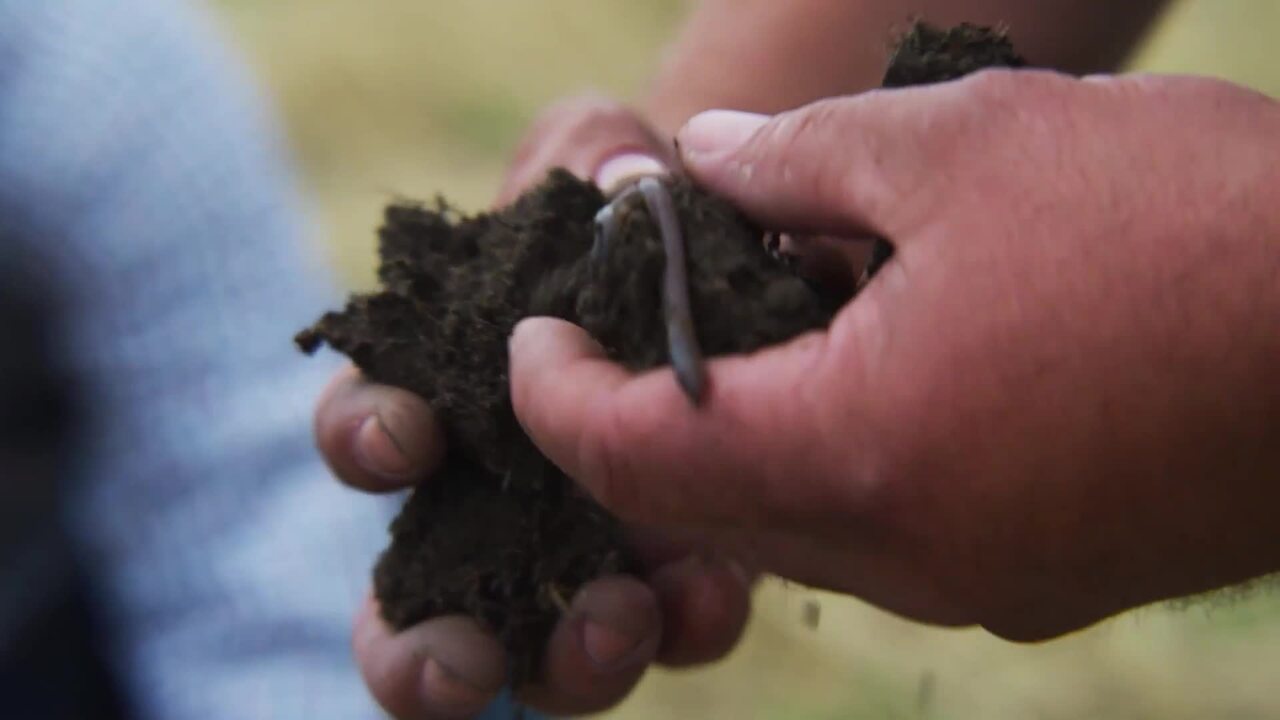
0,1,526,718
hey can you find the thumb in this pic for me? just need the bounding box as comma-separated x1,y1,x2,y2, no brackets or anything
508,317,869,530
676,92,948,240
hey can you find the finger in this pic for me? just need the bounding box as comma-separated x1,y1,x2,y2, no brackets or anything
353,596,507,720
674,83,982,239
314,364,445,492
620,527,755,666
518,575,661,716
595,152,669,196
508,316,872,529
497,94,672,205
648,554,752,667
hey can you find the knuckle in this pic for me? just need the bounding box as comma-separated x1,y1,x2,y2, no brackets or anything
961,66,1040,104
958,68,1070,120
921,68,1077,178
770,97,847,154
575,394,632,516
763,98,863,209
574,390,664,524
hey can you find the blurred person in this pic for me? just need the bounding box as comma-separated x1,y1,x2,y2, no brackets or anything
0,0,525,717
0,243,115,717
318,1,1280,718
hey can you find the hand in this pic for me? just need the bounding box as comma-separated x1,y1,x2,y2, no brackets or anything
313,96,750,718
509,70,1280,642
495,93,673,205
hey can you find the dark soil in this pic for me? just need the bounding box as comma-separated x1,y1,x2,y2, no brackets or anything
296,21,1028,687
882,20,1025,88
296,174,832,684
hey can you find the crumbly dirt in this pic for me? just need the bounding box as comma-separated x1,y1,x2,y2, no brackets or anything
296,20,1027,686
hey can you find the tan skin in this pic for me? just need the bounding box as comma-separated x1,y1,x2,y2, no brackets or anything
516,72,1280,638
307,2,1240,718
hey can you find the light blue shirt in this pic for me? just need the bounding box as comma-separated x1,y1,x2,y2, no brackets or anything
0,1,526,717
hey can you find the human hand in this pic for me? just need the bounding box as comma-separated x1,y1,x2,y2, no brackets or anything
509,70,1280,642
495,93,673,204
313,96,750,718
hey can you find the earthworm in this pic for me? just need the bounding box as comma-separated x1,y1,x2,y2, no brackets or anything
591,177,706,405
590,184,637,270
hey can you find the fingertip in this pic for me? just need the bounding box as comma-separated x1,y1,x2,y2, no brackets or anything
521,575,660,715
508,317,606,365
571,576,662,673
355,604,507,720
353,414,415,479
594,152,668,196
677,96,922,239
314,364,444,492
420,658,498,718
676,109,769,167
651,556,752,666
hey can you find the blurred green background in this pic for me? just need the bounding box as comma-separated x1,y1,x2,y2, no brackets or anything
208,2,1280,717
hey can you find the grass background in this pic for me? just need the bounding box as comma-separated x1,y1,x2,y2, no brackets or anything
208,2,1280,717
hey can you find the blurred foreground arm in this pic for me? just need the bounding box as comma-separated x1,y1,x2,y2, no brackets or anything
501,0,1174,201
643,0,1172,133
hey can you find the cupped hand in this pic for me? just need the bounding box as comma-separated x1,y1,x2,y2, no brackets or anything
510,70,1280,642
313,96,751,718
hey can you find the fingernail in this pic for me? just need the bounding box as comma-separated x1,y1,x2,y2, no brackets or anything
421,657,492,711
507,317,539,357
678,110,770,160
581,618,644,670
594,152,667,196
354,414,414,479
408,616,506,710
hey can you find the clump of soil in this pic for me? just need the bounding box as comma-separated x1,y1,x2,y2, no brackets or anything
883,20,1024,88
296,21,1027,685
297,175,832,683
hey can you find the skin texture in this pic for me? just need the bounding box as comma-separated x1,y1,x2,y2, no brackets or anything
512,70,1280,640
310,3,1192,717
